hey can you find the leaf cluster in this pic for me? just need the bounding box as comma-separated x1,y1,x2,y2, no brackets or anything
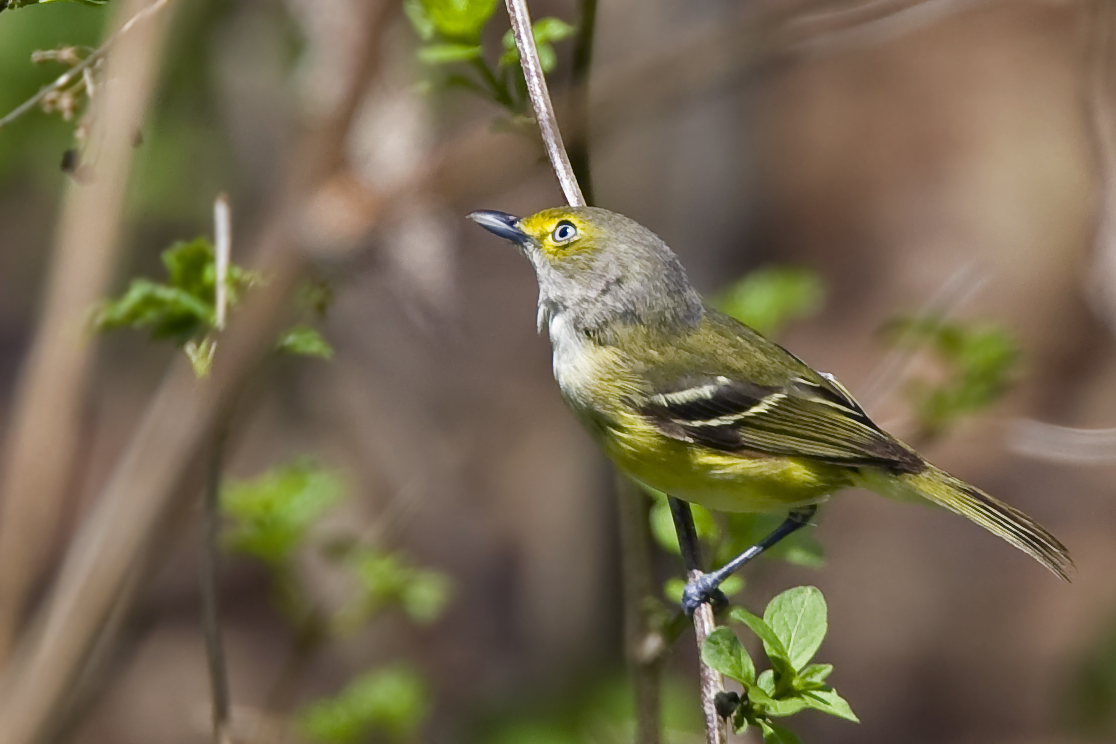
702,587,857,743
95,236,332,376
881,316,1021,440
404,0,573,112
95,237,252,345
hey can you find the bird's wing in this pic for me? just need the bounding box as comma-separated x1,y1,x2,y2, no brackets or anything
628,313,923,473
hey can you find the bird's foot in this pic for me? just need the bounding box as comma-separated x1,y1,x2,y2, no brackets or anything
681,573,729,616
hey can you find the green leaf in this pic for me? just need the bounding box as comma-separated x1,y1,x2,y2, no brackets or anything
730,608,793,674
801,688,859,722
718,266,824,337
297,666,429,744
417,42,482,65
702,627,755,685
763,586,827,671
760,721,804,744
796,663,833,689
221,460,346,565
276,324,333,359
420,0,497,41
403,0,435,40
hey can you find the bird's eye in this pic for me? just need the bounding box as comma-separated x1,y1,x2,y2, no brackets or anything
551,221,578,244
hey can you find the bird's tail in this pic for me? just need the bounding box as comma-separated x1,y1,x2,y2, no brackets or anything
865,464,1073,581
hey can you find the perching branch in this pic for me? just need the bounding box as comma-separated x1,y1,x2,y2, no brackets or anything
505,0,585,207
667,498,727,744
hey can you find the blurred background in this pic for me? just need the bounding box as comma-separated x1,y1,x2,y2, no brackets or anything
0,0,1114,743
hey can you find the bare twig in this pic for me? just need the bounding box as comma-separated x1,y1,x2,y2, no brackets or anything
215,194,231,331
1007,420,1116,464
0,0,177,664
0,0,174,131
201,194,234,744
505,0,585,207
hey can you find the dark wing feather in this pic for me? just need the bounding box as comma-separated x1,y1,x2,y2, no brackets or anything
636,374,924,474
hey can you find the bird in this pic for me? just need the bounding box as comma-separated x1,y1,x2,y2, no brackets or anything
469,206,1072,613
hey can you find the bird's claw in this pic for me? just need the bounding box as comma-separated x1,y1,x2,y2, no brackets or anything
681,573,728,616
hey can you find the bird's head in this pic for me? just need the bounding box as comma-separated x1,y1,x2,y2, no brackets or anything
468,206,703,336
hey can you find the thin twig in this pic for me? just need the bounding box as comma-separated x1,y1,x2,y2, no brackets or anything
505,0,585,207
214,194,231,331
0,0,174,131
201,194,234,744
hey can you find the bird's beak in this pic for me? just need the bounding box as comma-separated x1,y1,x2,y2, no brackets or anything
468,210,530,245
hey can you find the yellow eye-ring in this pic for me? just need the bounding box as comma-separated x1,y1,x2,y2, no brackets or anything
551,221,578,244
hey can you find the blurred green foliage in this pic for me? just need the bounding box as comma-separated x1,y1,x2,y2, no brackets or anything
221,459,345,567
222,458,451,740
479,674,702,744
298,665,429,744
881,316,1020,440
718,266,825,338
702,587,857,742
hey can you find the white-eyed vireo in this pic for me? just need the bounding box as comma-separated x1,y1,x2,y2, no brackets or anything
469,206,1071,612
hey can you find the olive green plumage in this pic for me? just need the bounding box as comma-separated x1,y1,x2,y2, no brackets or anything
469,206,1072,581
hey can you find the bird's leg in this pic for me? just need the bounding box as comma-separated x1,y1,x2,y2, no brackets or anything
667,497,730,613
678,504,819,616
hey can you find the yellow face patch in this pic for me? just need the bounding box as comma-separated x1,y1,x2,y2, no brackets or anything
517,208,598,260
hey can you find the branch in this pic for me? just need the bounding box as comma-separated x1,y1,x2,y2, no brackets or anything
201,195,234,744
667,498,727,744
505,0,585,207
0,0,177,665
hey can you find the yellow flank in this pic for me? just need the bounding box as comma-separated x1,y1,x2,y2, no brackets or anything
598,408,846,513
